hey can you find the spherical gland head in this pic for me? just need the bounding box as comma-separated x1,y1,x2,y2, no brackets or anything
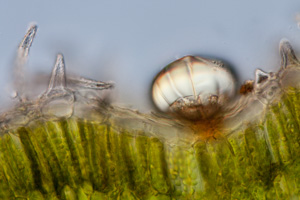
152,56,236,120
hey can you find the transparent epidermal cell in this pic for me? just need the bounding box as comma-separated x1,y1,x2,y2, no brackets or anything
279,39,300,69
152,56,236,120
39,54,75,119
67,76,114,90
9,24,115,120
0,24,38,128
38,55,115,120
13,24,37,101
278,39,300,89
253,39,300,106
253,69,281,105
67,75,114,102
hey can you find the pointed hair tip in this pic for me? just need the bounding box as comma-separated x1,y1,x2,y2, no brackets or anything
56,53,64,59
55,53,65,64
279,38,292,49
28,21,38,27
255,68,267,75
26,23,38,32
53,54,65,69
108,82,115,89
279,38,290,44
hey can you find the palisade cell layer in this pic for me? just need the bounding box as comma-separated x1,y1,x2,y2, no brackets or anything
0,25,299,199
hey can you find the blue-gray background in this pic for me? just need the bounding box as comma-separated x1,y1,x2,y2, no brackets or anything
1,1,300,112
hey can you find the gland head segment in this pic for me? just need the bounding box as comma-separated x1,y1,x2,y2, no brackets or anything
152,56,236,120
